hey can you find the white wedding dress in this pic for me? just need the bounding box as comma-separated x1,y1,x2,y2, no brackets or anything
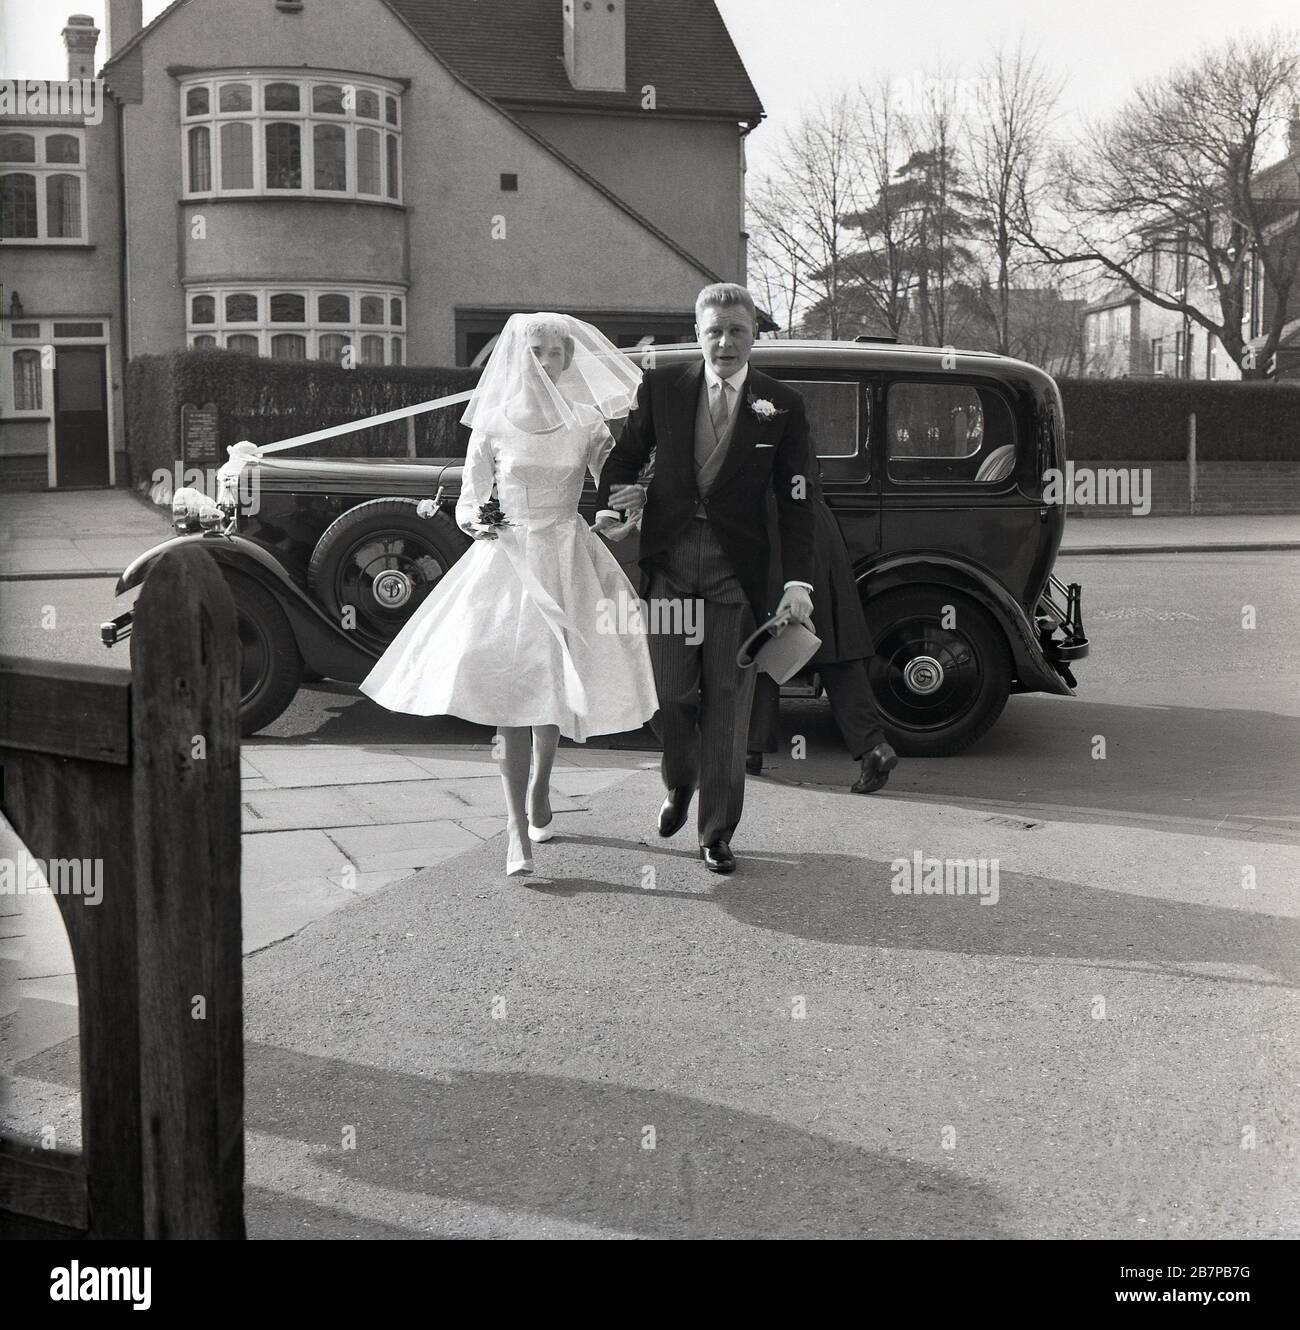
359,403,659,741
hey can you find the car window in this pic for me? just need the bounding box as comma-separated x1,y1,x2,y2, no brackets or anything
779,378,862,459
886,381,1016,484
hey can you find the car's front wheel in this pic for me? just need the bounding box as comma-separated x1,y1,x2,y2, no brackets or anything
862,586,1011,756
307,498,470,654
221,569,303,736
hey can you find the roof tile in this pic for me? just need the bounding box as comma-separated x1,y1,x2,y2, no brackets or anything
382,0,763,120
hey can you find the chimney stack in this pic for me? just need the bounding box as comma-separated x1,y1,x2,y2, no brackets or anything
562,0,626,93
106,0,144,58
62,14,100,81
1289,105,1300,162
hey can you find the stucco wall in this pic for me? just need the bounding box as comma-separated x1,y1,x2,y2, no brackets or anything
513,109,743,281
119,0,715,365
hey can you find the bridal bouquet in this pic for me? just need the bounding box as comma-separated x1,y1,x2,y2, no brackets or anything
476,497,514,530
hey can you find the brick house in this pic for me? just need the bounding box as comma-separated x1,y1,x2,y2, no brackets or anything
1,0,764,488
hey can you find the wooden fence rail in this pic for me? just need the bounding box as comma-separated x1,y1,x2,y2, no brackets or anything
0,543,244,1238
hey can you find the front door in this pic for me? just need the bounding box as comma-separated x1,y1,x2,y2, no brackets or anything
54,346,110,487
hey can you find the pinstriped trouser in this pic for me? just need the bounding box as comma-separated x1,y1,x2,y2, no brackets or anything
647,517,757,846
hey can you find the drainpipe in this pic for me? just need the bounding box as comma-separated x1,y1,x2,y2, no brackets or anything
114,87,131,483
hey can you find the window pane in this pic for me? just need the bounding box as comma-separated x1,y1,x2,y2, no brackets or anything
11,323,40,338
220,122,252,189
191,294,215,324
318,333,350,363
185,86,209,117
1,173,38,238
887,382,1014,483
264,81,300,112
779,380,860,458
270,293,305,322
192,334,217,348
218,82,252,113
390,297,403,327
359,295,383,325
385,95,398,125
188,126,211,192
356,127,380,194
45,134,80,164
313,123,346,191
265,123,302,189
312,84,344,114
271,333,306,360
0,133,36,163
225,292,258,322
356,89,380,120
390,336,402,366
227,334,259,355
46,174,81,238
13,350,42,410
360,334,385,365
385,133,398,198
318,293,350,323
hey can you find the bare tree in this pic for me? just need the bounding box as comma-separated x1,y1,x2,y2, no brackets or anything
1032,31,1300,376
746,197,805,336
748,94,866,339
968,39,1064,354
832,77,918,338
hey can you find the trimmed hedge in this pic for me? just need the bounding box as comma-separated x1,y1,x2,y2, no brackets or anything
125,350,481,487
1056,378,1300,462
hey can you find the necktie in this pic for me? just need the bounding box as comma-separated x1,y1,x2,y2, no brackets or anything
711,380,731,441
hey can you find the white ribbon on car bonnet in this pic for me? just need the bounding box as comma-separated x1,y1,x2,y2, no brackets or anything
215,387,478,500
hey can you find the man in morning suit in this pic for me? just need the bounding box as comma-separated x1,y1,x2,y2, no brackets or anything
594,283,816,873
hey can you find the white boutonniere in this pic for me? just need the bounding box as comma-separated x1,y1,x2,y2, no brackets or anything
748,395,786,420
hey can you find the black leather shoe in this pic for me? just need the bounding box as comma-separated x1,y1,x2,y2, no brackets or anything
851,742,898,794
700,840,736,873
657,786,694,837
745,750,763,775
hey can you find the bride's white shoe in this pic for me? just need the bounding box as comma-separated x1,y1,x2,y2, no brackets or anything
527,820,554,843
505,825,534,876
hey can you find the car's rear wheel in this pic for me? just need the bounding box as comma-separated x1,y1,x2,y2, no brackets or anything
307,499,469,654
862,586,1011,756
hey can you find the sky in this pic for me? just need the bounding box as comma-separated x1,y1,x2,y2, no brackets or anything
2,0,1296,169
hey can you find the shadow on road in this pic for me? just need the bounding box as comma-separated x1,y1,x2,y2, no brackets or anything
544,840,1300,989
242,1046,1007,1239
770,696,1300,837
14,1036,1009,1239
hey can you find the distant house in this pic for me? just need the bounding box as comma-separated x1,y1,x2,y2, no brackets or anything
1081,115,1300,381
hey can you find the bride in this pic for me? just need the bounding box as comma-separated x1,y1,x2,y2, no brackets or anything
359,313,657,875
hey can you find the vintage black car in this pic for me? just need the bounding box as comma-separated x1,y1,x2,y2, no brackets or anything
102,340,1088,753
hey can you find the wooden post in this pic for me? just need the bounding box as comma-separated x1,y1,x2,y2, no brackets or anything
131,544,244,1239
0,542,244,1240
1187,411,1197,516
0,659,137,1237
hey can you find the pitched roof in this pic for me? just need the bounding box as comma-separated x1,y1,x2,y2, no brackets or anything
382,0,763,121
